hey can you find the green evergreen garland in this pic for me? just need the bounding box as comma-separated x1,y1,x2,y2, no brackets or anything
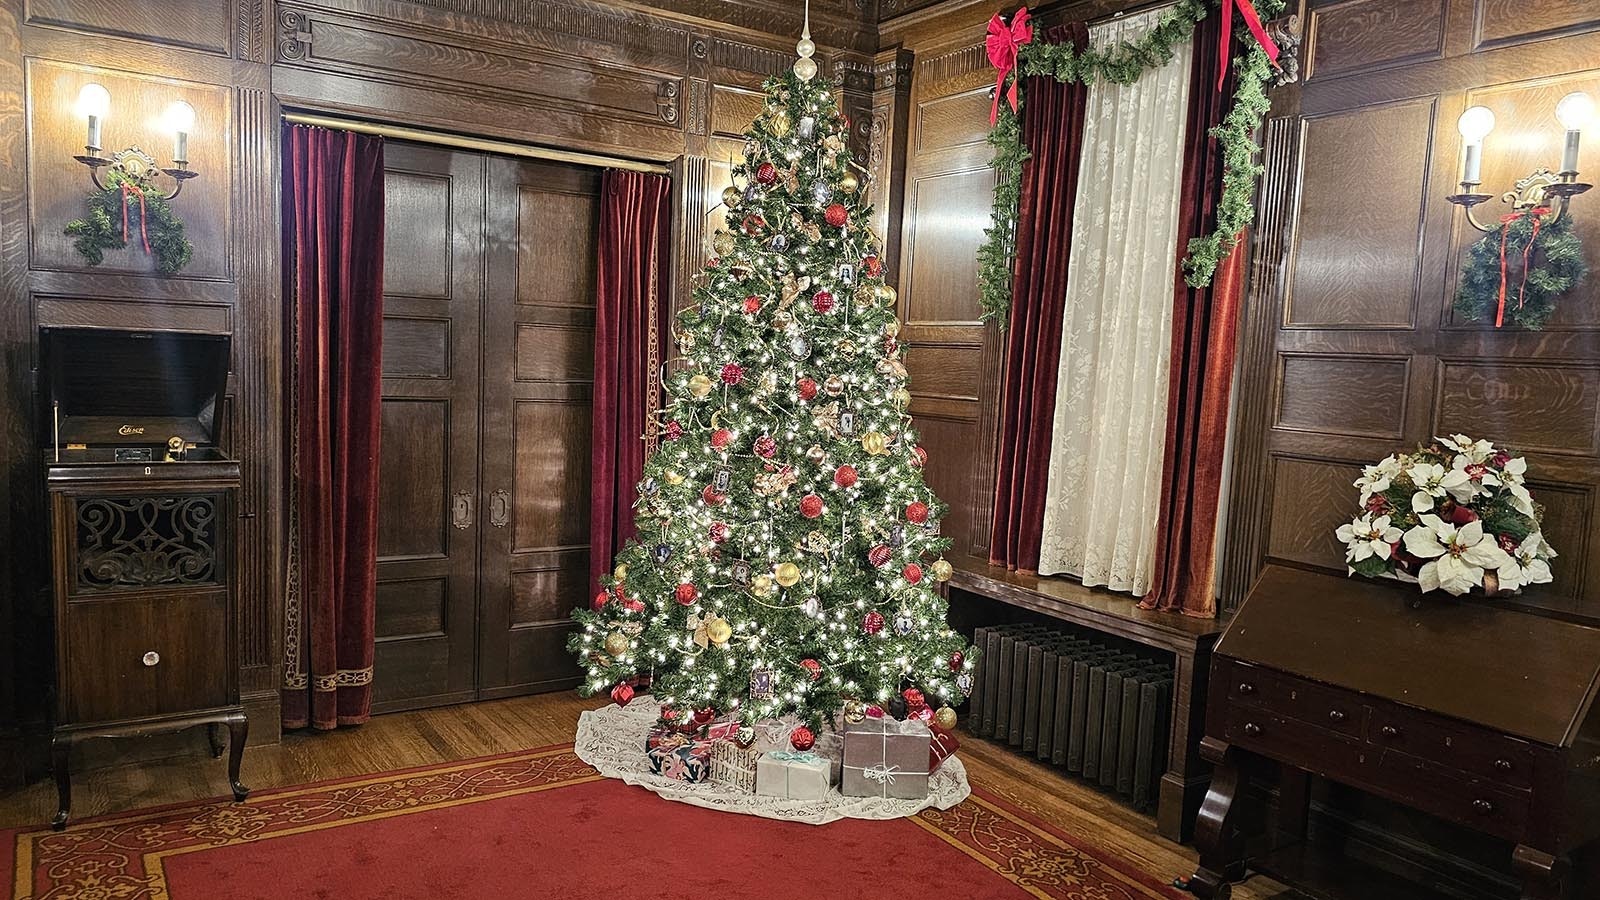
978,0,1284,324
1453,211,1586,330
64,169,194,275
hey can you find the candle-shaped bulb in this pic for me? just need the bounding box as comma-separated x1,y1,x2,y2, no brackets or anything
1457,105,1494,185
164,100,195,165
77,83,110,151
1555,91,1592,174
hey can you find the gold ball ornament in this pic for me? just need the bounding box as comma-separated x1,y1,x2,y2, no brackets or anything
931,558,953,582
824,375,846,396
883,318,901,338
712,230,736,256
873,282,897,306
934,705,958,730
843,698,866,724
688,373,715,399
892,388,912,408
721,185,742,210
706,617,732,645
751,574,775,597
861,431,888,455
774,562,802,587
664,469,685,486
770,109,793,137
806,445,828,465
613,563,629,581
603,631,629,657
840,171,859,194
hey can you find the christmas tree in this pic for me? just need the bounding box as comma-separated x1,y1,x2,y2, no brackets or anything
570,40,975,739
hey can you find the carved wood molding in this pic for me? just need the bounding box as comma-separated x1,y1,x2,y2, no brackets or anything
915,42,989,96
237,0,267,62
711,38,789,77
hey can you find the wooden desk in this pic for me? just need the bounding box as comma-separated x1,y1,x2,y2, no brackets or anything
948,554,1224,842
1189,564,1600,900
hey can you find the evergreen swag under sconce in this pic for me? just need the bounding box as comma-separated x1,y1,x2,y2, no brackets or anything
978,0,1285,324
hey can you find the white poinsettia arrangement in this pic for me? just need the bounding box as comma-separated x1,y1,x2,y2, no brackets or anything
1336,434,1556,597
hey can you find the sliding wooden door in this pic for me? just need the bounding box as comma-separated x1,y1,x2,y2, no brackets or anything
478,156,599,698
369,141,593,710
372,143,486,712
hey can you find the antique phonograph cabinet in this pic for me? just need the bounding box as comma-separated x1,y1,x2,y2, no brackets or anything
40,326,248,829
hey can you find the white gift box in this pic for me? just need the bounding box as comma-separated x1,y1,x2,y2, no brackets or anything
755,749,835,801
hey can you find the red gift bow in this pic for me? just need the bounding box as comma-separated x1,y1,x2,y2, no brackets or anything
987,7,1033,125
119,181,152,255
1495,207,1548,328
1217,0,1280,92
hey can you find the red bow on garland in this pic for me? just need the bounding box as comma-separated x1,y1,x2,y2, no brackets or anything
119,180,152,255
1217,0,1280,92
1495,207,1549,328
987,7,1033,125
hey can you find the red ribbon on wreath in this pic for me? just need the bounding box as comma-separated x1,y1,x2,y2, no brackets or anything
987,7,1033,125
119,180,152,256
1217,0,1280,92
1495,207,1548,328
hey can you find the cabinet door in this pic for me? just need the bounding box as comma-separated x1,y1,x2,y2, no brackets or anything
476,156,599,697
63,593,230,722
371,142,485,711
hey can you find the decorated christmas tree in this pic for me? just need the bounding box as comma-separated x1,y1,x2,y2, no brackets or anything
569,44,976,741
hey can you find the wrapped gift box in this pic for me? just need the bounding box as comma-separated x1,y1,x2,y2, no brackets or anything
755,750,834,801
841,717,932,800
710,739,762,793
930,724,960,772
644,727,713,783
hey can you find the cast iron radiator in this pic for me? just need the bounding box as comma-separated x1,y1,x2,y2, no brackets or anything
968,623,1173,810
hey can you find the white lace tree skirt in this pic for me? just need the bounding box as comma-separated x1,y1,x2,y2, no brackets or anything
574,699,971,826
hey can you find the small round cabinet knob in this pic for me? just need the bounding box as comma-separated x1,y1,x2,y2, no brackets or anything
1238,682,1256,695
141,651,161,667
1328,710,1347,723
1380,725,1401,739
1494,758,1513,773
1243,722,1263,736
1471,799,1495,815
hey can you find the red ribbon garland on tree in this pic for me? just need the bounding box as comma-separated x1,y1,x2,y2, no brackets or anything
119,180,152,255
1217,0,1280,92
1495,207,1548,328
986,7,1033,125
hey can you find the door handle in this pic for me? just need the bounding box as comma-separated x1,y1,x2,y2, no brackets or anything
489,489,510,528
452,490,473,529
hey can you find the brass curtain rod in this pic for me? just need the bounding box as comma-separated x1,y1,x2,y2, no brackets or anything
281,112,672,175
1087,0,1180,27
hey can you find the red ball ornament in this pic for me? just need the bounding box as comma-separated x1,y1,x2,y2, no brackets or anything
610,683,634,706
741,213,766,235
949,650,964,672
811,290,835,314
800,658,822,681
834,465,858,488
797,377,819,401
824,203,848,227
903,563,923,584
660,705,681,723
789,725,816,751
675,582,699,605
593,591,610,611
755,162,777,185
905,501,930,524
665,421,683,441
743,294,763,314
753,435,778,458
863,610,886,634
621,596,645,613
693,706,716,725
711,428,733,449
865,704,885,719
800,494,824,519
720,363,744,385
709,522,731,543
911,445,927,468
902,687,926,709
868,544,892,567
862,255,882,277
702,484,726,506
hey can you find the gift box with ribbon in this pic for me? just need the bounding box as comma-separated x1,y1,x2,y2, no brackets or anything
710,739,762,793
755,749,835,801
929,724,960,772
644,727,713,783
840,717,932,800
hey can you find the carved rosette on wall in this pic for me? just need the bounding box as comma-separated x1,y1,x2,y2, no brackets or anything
75,495,221,591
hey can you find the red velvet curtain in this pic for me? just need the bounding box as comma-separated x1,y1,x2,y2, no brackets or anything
591,170,673,592
1141,17,1250,617
282,124,385,729
988,23,1091,572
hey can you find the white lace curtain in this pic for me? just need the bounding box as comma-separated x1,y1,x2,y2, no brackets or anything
1035,6,1193,595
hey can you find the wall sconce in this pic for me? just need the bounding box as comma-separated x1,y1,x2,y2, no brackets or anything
72,83,199,200
1446,91,1592,232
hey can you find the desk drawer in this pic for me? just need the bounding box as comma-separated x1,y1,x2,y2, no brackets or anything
1368,705,1539,790
1374,750,1532,842
62,593,230,723
1222,705,1375,785
1225,661,1368,741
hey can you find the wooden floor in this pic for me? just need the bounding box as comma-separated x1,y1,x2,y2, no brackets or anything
0,692,1297,898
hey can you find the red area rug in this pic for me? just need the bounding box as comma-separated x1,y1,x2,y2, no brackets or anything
4,745,1180,899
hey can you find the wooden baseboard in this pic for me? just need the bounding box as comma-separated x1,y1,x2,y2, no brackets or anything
242,690,282,746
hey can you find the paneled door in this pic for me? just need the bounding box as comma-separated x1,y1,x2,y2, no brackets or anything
478,156,599,697
372,143,486,712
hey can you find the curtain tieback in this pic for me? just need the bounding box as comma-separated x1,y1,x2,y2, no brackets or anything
986,7,1033,125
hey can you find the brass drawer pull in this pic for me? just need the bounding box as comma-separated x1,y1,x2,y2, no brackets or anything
1380,725,1401,739
1328,709,1347,723
1494,758,1513,773
1471,799,1495,815
141,651,160,667
1237,682,1256,695
1243,722,1263,736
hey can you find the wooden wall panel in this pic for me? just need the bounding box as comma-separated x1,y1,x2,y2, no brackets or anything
514,324,593,384
1276,354,1409,439
1434,360,1600,456
1306,0,1446,81
383,171,453,299
515,186,599,308
25,0,234,56
1264,458,1361,570
381,317,453,378
512,399,592,554
376,399,450,558
913,88,990,154
375,577,447,638
904,169,990,325
1474,0,1600,49
511,556,590,628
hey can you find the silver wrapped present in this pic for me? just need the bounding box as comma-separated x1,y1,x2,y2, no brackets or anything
755,750,834,801
840,717,932,800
